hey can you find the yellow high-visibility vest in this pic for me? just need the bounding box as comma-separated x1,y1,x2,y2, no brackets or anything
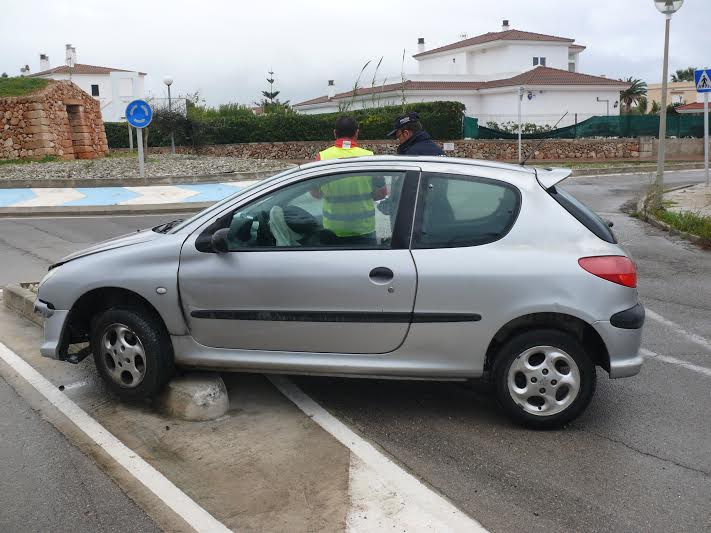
317,140,376,237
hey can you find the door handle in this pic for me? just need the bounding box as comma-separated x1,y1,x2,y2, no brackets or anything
369,267,394,284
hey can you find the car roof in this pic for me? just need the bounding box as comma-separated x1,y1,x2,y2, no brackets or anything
299,155,538,176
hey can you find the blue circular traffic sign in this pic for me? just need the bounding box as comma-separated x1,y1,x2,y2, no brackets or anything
125,99,153,128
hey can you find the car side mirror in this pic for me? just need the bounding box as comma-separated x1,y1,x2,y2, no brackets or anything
211,228,230,254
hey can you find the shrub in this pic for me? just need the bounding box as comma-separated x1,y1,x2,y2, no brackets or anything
104,101,464,149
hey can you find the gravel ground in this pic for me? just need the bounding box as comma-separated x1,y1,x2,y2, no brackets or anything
0,154,291,182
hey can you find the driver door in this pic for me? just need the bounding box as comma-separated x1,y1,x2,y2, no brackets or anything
178,169,419,354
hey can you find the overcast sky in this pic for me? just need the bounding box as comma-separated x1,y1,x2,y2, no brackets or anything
2,0,709,106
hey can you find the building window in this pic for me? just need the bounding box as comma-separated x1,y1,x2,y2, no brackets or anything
533,57,546,67
533,57,539,66
540,57,546,66
91,84,99,97
568,62,576,72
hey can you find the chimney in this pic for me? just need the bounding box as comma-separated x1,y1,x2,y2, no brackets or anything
40,53,50,71
20,65,30,76
328,80,336,99
502,19,510,31
417,37,425,54
65,44,77,67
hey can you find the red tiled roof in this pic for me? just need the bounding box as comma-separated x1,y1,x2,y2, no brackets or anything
675,102,707,113
413,29,575,58
570,44,587,51
29,63,147,77
294,67,629,107
481,66,630,89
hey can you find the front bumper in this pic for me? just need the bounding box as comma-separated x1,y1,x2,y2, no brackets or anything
592,304,645,378
34,299,69,360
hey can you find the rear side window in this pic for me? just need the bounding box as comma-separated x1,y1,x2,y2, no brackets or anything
413,173,520,248
548,186,617,243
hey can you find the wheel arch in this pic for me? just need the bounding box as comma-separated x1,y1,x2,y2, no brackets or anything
59,287,170,358
484,312,609,374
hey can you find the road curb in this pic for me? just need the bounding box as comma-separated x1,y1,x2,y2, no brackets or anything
635,188,708,247
2,283,42,327
0,166,294,189
0,202,214,218
571,162,706,177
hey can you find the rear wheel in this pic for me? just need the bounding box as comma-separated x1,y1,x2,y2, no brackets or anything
91,307,174,401
492,329,596,429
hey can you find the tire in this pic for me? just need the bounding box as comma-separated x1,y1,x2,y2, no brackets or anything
90,307,174,401
492,329,596,430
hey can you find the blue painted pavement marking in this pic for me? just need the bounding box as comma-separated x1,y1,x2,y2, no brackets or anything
0,188,37,207
63,187,142,206
178,183,248,203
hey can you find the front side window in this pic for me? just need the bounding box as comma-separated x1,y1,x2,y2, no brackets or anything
213,171,407,250
91,84,99,96
414,173,520,248
533,57,539,66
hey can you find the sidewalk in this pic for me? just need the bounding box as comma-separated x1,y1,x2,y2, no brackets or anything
665,183,711,217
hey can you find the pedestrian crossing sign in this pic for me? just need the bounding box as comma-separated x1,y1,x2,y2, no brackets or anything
695,69,711,93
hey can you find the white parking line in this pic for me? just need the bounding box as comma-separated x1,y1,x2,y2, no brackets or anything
645,309,711,353
269,375,487,533
641,348,711,378
0,341,231,533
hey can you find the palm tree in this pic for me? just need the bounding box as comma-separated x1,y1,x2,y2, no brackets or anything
671,67,695,83
619,77,648,114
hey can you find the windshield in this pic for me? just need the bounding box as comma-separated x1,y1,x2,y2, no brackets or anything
167,166,301,234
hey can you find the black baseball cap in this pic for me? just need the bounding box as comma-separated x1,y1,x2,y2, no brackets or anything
387,112,420,137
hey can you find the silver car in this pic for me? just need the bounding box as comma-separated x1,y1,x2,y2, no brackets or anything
35,157,644,429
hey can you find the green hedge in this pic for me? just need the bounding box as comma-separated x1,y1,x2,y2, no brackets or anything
104,101,465,149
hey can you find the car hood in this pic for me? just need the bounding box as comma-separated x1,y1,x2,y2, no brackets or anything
52,229,161,268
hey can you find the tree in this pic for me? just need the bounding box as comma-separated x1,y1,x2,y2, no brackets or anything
255,70,290,114
650,100,661,115
1,72,8,78
635,96,648,114
671,67,695,83
619,77,647,114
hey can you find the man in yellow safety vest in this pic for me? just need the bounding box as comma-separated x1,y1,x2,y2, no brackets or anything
312,116,387,245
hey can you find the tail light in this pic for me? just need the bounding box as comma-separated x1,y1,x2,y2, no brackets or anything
578,256,637,288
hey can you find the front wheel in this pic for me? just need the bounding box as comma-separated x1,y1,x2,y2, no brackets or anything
492,329,596,429
90,307,174,401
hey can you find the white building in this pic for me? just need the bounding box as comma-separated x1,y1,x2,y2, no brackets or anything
294,21,629,129
24,45,146,122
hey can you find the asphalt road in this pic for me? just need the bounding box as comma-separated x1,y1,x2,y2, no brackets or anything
0,169,709,532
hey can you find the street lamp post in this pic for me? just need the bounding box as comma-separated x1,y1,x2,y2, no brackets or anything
653,0,684,209
517,86,524,163
163,75,175,155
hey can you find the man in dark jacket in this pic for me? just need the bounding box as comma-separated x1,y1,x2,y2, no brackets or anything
387,112,445,156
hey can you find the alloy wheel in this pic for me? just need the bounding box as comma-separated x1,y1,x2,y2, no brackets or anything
100,323,147,388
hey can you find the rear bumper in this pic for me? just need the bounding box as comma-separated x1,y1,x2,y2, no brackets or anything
593,304,645,378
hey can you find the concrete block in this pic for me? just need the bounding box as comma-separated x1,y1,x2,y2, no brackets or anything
3,283,43,327
157,373,229,421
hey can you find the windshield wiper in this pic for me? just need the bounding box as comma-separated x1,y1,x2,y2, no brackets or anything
153,219,184,233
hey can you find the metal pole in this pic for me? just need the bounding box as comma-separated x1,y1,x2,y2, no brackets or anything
128,123,133,152
136,127,145,178
705,90,709,187
518,86,523,162
654,15,672,209
168,84,175,155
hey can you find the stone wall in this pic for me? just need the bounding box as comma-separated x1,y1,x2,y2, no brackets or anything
135,138,643,161
0,80,108,160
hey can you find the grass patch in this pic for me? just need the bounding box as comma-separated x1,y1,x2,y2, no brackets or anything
0,77,49,97
653,208,711,244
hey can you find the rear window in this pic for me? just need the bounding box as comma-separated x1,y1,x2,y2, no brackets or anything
548,186,617,243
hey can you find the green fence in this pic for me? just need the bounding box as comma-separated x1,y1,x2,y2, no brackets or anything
463,116,479,138
477,114,710,140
